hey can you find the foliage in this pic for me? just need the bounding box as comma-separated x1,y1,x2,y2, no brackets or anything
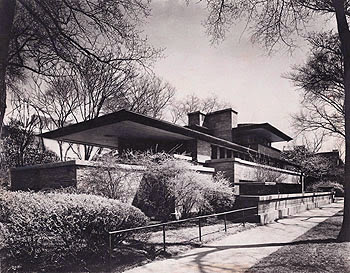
281,146,344,184
0,190,148,269
134,157,235,220
76,151,175,205
78,155,144,203
133,158,183,221
2,119,59,168
201,172,236,214
307,180,344,194
102,149,174,165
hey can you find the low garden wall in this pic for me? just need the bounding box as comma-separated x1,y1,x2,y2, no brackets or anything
236,192,334,225
206,158,302,194
10,160,215,204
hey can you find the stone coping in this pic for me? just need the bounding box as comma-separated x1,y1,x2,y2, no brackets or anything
207,157,301,176
236,181,277,185
239,192,333,201
189,165,215,173
11,160,215,173
10,160,146,171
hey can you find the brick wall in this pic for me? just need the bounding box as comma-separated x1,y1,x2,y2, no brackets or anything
10,161,147,204
10,161,78,190
10,160,214,202
203,109,237,141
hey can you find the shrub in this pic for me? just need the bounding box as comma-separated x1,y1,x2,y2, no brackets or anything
203,173,236,214
134,157,235,220
0,190,149,269
307,180,344,195
78,158,143,203
134,158,184,221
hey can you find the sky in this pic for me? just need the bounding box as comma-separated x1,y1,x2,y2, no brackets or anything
143,0,339,151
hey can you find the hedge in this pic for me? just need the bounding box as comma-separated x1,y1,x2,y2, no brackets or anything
0,190,148,268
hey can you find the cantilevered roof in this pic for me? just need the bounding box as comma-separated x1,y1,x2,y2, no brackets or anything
232,123,292,143
38,109,253,153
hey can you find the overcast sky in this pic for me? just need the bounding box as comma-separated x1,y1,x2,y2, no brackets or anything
143,0,341,151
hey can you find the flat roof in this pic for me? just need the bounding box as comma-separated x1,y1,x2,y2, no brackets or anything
232,123,292,142
39,109,253,153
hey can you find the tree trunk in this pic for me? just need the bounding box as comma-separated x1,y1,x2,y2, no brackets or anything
0,0,16,135
333,0,350,242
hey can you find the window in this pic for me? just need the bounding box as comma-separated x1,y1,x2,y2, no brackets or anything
227,150,232,158
211,145,218,159
219,147,225,159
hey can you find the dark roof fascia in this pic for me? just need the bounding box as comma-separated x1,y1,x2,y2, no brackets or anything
316,151,339,157
38,109,300,168
232,123,292,141
38,109,253,154
185,124,211,134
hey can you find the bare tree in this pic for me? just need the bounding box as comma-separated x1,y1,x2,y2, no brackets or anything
63,56,134,159
2,95,58,168
24,74,82,160
105,74,176,119
0,0,160,134
199,0,350,241
170,93,232,124
287,32,345,139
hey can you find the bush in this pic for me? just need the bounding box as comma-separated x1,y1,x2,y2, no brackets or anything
0,190,149,269
203,173,236,214
134,157,235,220
307,180,344,195
134,158,183,221
77,154,144,203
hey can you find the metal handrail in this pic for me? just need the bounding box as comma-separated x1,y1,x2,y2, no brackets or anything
108,206,257,235
107,206,258,258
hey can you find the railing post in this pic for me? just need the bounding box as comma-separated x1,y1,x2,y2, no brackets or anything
242,210,246,227
162,224,166,252
109,233,112,270
224,214,227,232
198,219,202,242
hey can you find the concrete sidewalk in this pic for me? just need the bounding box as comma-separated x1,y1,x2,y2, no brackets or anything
123,200,343,273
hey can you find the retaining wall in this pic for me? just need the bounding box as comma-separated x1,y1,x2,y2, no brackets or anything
236,192,334,225
10,160,215,205
206,158,302,194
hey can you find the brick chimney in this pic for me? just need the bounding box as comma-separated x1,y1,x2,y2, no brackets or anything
203,108,238,142
188,111,206,127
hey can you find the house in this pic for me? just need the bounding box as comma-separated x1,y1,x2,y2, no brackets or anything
316,150,344,168
34,108,302,195
314,149,344,189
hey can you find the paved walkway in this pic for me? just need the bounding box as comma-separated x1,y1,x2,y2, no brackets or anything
123,200,344,273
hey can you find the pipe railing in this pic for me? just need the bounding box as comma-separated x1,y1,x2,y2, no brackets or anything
108,206,258,257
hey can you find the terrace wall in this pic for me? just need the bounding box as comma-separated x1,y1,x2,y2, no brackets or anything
206,158,302,194
10,160,215,204
236,192,334,224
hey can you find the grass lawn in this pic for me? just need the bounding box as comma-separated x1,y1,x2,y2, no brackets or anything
246,211,350,273
0,218,256,272
105,219,257,273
